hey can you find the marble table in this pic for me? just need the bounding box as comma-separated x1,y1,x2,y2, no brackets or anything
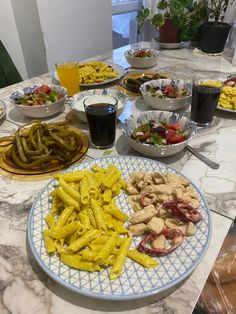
0,42,235,314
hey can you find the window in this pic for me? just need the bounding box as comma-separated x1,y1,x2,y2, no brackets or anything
112,0,142,49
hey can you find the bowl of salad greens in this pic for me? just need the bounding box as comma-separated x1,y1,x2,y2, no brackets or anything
121,111,196,157
125,48,159,69
140,79,192,111
10,84,67,118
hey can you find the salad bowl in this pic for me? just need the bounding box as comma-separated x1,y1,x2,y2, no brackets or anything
121,111,196,157
124,48,159,69
10,84,67,118
140,79,192,111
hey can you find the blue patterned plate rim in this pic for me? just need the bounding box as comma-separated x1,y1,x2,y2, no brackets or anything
27,155,212,301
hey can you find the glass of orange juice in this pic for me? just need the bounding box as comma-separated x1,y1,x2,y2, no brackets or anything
56,61,80,97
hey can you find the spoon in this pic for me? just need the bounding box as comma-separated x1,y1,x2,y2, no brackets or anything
186,145,220,169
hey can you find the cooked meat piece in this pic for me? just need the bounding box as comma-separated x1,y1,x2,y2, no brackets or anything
186,222,195,236
151,235,166,249
129,205,157,224
147,217,164,234
166,173,190,187
128,223,148,236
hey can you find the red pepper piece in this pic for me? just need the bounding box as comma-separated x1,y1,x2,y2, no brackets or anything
137,228,184,256
163,200,202,223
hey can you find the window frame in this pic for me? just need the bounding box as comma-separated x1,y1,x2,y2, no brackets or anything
112,0,142,15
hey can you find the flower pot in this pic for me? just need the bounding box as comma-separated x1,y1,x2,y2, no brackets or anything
198,22,231,53
159,19,180,43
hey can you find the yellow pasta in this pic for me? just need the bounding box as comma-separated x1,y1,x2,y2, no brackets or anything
59,178,81,203
60,253,101,271
43,164,160,281
43,229,56,254
91,198,107,232
128,249,160,268
109,237,132,280
57,187,80,211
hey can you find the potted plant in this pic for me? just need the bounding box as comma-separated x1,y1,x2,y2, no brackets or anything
198,0,235,53
137,0,208,43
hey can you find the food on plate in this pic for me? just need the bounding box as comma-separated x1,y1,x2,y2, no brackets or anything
218,77,236,110
79,61,119,84
126,171,202,256
127,48,155,58
122,72,169,93
14,85,64,106
145,80,190,99
0,121,83,170
131,120,189,145
43,165,159,280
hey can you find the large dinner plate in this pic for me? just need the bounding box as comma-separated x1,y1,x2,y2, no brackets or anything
217,105,236,113
52,62,125,87
28,156,212,300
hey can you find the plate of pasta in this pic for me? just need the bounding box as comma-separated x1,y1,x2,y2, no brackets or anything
28,156,212,300
53,61,125,87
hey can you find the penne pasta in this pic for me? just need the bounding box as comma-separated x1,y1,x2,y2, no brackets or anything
95,232,117,263
51,206,74,231
109,237,132,280
59,178,81,203
60,253,101,271
80,176,90,205
68,229,100,252
57,187,80,211
128,249,160,268
91,198,107,232
43,229,56,254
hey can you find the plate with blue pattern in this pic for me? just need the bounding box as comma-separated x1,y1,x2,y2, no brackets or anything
28,156,212,300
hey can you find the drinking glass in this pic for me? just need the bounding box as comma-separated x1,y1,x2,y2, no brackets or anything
83,95,118,149
191,79,223,127
56,61,80,97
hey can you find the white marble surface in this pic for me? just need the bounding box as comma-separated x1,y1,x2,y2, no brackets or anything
0,42,235,313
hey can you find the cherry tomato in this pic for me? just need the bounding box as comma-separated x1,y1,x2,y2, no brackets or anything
35,85,51,94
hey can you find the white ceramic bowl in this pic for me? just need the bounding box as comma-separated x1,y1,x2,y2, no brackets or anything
70,89,127,123
140,79,192,111
10,85,67,118
124,48,159,69
121,111,196,157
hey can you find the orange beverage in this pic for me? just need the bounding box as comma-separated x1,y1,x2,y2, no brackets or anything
56,62,80,97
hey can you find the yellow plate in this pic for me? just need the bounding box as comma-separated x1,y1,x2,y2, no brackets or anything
0,127,89,180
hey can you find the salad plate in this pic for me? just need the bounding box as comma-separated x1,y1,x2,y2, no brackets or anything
28,156,212,300
52,62,125,87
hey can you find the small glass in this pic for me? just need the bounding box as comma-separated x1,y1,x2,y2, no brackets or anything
56,61,80,97
83,95,118,149
191,79,223,127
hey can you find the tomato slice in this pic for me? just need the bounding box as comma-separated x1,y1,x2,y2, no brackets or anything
35,85,52,94
166,123,181,130
167,134,185,144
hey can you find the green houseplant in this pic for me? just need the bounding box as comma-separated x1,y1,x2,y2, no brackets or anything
137,0,208,42
198,0,235,53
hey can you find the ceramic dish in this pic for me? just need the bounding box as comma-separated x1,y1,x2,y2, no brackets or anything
153,40,184,50
124,48,159,68
10,85,67,118
53,62,125,87
0,99,6,120
70,89,128,123
28,155,211,300
140,78,192,111
121,111,196,157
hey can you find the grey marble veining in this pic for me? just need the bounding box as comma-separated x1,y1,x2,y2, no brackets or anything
0,42,235,314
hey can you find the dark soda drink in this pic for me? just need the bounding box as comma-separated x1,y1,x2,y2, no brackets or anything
85,103,117,148
191,84,222,126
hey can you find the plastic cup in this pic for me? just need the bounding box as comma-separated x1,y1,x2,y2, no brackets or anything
83,95,118,149
56,62,80,97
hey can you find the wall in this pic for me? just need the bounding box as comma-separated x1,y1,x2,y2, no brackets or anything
36,0,113,72
11,0,48,78
0,0,28,79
